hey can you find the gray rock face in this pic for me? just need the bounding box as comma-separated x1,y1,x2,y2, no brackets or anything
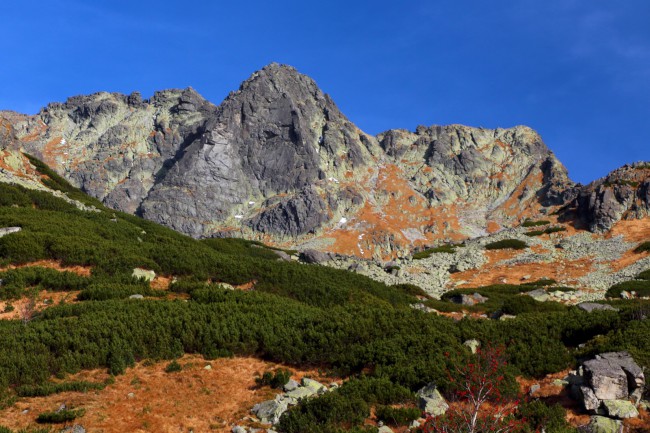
300,249,333,264
585,416,623,433
140,63,376,238
565,163,650,232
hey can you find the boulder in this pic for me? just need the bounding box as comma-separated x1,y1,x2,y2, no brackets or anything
283,379,300,392
251,398,290,424
232,426,247,433
129,294,144,300
579,386,600,412
526,289,549,302
416,383,449,416
573,352,645,416
463,339,480,354
378,426,394,433
300,249,332,264
601,399,639,419
285,386,317,400
583,352,645,402
132,268,156,282
60,426,85,433
584,415,622,433
577,303,618,313
0,227,21,237
301,378,327,394
451,292,488,306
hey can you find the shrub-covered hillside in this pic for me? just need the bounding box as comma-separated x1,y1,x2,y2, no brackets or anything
0,156,648,433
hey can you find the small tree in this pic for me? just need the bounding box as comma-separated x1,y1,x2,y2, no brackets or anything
421,345,525,433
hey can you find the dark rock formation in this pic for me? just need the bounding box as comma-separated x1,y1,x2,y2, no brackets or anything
564,163,650,232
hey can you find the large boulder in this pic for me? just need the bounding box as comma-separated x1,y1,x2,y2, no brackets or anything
132,268,156,282
251,397,290,424
299,249,332,264
573,351,645,418
584,415,623,433
601,399,639,419
416,383,449,416
0,227,21,237
577,303,618,313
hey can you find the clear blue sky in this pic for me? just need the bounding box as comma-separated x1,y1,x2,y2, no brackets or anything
1,0,648,183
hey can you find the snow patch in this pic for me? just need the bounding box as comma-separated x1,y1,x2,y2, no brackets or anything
248,201,255,205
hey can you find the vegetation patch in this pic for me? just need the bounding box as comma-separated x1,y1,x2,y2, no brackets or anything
524,226,566,237
634,241,650,253
606,280,650,298
484,239,527,250
255,369,291,389
521,219,550,228
375,405,421,426
637,269,650,280
36,408,85,423
16,379,110,397
412,244,457,259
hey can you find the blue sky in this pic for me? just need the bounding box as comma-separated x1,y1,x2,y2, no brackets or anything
1,1,648,183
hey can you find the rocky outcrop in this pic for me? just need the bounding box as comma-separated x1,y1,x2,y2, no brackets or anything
572,352,645,418
564,163,650,232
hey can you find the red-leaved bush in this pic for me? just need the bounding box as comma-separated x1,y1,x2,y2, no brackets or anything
421,344,526,433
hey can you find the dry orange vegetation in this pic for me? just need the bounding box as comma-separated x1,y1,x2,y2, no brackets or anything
0,356,333,433
0,259,93,276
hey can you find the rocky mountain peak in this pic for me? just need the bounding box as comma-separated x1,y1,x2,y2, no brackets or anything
2,64,642,258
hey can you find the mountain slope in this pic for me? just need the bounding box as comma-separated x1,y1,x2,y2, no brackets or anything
3,63,646,258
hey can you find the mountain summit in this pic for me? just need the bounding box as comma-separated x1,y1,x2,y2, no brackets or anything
2,63,648,258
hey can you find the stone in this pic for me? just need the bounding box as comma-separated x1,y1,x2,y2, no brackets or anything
378,426,394,433
232,426,247,433
526,289,549,302
301,378,326,394
132,268,155,282
463,339,480,354
601,399,639,419
578,303,618,313
583,352,645,401
285,386,316,400
129,294,144,300
451,292,488,306
127,392,135,399
60,426,86,433
585,415,622,433
251,398,289,425
204,364,212,370
283,379,300,392
579,386,600,412
0,227,21,237
300,249,332,264
529,384,540,395
416,383,449,416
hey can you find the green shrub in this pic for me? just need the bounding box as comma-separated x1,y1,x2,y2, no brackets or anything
638,269,650,280
0,267,91,299
501,296,566,315
517,400,577,433
2,304,14,313
634,241,650,253
524,226,566,237
164,360,182,373
255,369,291,389
485,239,527,250
16,380,107,397
522,220,550,227
605,280,650,298
36,408,85,423
375,405,421,426
413,244,456,259
521,279,557,287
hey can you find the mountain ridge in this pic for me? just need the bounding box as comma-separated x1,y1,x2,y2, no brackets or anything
1,63,648,258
